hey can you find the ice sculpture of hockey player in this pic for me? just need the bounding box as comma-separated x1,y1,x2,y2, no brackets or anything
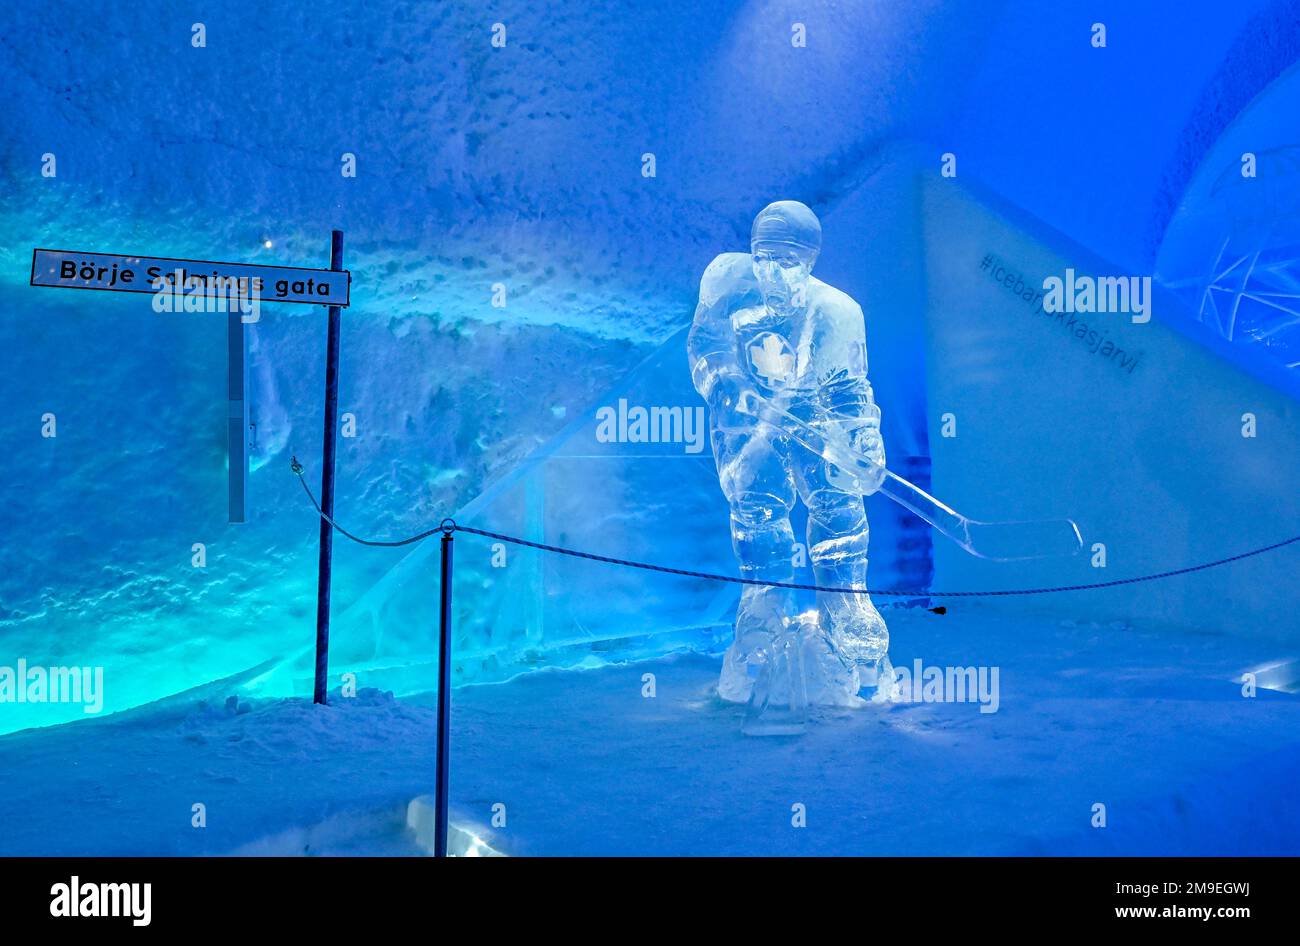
688,201,894,727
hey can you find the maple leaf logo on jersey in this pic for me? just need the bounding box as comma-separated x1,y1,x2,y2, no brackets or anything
748,332,795,386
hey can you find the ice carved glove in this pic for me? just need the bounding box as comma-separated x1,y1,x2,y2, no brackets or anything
704,368,762,432
816,370,885,496
845,406,886,495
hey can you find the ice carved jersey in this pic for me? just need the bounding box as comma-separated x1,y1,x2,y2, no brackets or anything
688,252,875,420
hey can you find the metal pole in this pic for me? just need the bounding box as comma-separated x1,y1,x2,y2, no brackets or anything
313,229,345,706
434,530,454,857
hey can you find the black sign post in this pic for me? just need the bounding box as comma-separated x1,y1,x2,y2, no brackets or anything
435,528,454,857
313,230,346,706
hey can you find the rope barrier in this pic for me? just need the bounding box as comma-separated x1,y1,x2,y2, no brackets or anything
291,457,1300,599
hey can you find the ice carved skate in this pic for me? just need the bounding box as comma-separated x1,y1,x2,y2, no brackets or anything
742,624,809,736
796,611,863,708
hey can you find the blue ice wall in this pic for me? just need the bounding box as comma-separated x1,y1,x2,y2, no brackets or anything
2,0,1297,731
948,0,1300,270
1157,64,1300,394
921,176,1300,644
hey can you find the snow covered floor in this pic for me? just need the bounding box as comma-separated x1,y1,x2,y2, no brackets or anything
2,605,1297,856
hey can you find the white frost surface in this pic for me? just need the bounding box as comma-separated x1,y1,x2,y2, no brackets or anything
1,604,1296,856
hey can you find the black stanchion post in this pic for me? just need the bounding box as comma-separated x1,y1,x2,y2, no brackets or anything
313,229,345,706
435,528,454,857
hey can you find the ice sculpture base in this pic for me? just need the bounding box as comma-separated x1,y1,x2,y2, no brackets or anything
741,708,808,737
741,626,809,736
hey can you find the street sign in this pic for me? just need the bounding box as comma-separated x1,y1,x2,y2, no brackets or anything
30,249,350,307
29,240,351,526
